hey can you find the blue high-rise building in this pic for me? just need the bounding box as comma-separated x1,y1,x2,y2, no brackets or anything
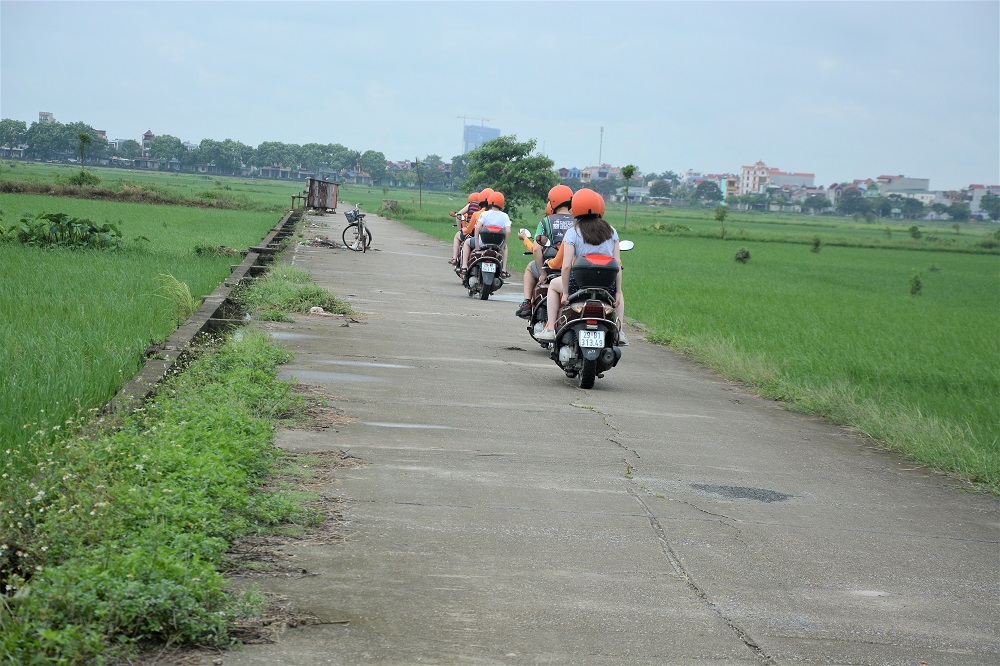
463,125,501,154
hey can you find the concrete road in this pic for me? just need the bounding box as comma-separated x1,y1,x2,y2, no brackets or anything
225,211,998,665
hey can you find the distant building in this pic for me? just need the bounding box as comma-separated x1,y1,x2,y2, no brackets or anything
876,175,930,192
141,130,155,155
969,184,1000,213
739,161,814,194
39,111,55,123
463,124,500,153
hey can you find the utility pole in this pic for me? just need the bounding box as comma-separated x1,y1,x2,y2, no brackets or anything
598,126,604,165
415,156,422,210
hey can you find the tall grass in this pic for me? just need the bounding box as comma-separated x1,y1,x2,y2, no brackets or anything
0,245,237,455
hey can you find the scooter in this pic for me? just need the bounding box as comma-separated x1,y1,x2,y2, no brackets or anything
547,241,633,389
527,270,555,346
464,225,507,300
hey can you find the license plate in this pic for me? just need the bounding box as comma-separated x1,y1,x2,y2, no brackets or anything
481,262,496,273
578,329,605,348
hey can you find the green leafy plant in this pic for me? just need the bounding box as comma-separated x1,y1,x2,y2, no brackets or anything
5,212,120,249
909,270,923,296
811,235,822,253
734,247,751,263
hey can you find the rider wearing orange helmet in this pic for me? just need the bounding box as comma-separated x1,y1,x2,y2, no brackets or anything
460,190,511,277
450,192,480,265
535,188,627,344
456,189,493,275
516,184,576,318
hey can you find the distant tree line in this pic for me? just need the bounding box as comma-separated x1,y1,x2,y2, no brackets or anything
0,117,394,183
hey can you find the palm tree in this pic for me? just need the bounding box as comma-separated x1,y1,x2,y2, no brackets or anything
621,164,637,229
77,133,92,170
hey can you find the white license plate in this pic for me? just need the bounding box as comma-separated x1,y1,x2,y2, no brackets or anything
578,329,605,348
481,262,497,273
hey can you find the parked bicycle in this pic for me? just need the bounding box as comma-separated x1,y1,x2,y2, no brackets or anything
342,204,372,252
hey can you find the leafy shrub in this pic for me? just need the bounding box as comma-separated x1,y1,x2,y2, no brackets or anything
811,236,822,253
65,170,101,187
2,212,121,249
910,270,923,296
734,247,751,263
909,225,922,240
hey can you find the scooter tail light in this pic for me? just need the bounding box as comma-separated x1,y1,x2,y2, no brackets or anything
583,301,605,317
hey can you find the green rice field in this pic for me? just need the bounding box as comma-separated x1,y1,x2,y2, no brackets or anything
0,192,279,454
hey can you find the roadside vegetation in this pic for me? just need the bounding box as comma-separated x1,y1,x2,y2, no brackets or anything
1,195,346,661
0,328,309,663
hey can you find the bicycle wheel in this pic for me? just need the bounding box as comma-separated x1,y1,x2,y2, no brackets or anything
342,223,369,252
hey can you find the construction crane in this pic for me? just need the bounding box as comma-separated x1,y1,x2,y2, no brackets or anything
457,115,491,127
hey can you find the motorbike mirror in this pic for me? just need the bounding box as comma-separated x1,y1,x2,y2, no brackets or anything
619,240,635,251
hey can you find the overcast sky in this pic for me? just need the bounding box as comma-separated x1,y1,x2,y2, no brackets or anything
2,1,997,190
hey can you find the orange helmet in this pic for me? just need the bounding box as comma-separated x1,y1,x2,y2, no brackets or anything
487,191,505,208
571,188,605,218
478,187,494,205
468,192,479,203
548,184,574,211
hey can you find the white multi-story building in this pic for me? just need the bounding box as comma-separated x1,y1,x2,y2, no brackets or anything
739,161,814,194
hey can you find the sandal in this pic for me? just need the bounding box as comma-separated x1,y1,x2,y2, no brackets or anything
448,258,458,265
500,270,511,279
457,267,467,277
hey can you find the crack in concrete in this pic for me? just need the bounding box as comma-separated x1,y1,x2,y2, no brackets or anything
628,489,776,664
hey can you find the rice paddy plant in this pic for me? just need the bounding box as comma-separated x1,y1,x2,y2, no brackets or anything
157,273,200,323
624,235,1000,488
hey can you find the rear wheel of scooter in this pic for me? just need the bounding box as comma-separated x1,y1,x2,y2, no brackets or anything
579,359,597,389
479,284,491,300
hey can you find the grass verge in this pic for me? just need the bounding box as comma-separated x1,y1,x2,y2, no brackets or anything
0,238,355,661
0,328,312,663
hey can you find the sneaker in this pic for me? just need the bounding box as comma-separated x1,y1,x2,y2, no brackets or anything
535,325,556,342
618,331,629,346
515,300,531,318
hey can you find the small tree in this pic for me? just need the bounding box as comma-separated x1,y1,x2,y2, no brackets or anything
909,270,923,296
77,132,92,169
714,203,729,238
621,164,637,230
